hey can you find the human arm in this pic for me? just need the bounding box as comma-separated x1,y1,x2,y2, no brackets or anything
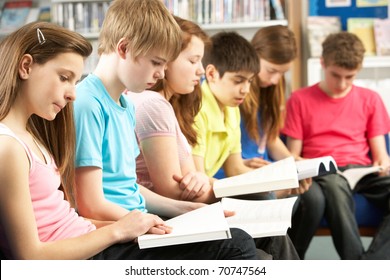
285,136,312,195
75,166,129,221
243,157,271,168
369,134,390,176
140,136,216,203
139,185,205,218
0,139,169,260
223,152,254,177
267,137,295,161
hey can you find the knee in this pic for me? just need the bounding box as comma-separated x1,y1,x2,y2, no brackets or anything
301,183,326,209
229,228,257,258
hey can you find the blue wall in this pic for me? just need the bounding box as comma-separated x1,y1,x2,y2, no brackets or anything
309,0,388,30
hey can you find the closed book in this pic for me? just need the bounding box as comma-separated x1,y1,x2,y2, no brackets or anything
373,18,390,56
347,17,376,56
137,202,231,249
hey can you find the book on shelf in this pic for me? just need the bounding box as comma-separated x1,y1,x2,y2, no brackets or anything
221,196,297,238
347,17,376,56
51,1,110,34
338,166,383,190
373,18,390,56
137,202,231,249
0,1,33,33
270,0,285,20
296,156,337,181
307,16,341,57
25,7,40,24
37,6,51,22
213,156,299,198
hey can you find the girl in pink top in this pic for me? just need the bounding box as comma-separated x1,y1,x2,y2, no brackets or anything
128,16,217,203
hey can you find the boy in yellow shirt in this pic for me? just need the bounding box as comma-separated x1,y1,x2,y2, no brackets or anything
192,31,299,259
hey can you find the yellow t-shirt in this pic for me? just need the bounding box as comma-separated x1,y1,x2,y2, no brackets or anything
192,81,242,177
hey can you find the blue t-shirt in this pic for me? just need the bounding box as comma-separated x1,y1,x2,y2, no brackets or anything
74,74,146,212
240,112,271,162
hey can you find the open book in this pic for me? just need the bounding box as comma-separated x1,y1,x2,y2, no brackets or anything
213,157,299,198
338,166,383,190
221,196,297,238
137,202,231,249
296,156,337,180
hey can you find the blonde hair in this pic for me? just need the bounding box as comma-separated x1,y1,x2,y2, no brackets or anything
98,0,181,62
0,21,92,206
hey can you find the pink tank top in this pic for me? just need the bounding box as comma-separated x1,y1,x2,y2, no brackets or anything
0,124,95,259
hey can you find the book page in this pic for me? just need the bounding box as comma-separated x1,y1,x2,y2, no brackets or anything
213,156,298,198
138,202,231,249
221,197,298,238
339,166,382,190
296,156,337,180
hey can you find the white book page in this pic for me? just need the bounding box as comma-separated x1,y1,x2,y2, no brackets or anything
339,166,383,190
296,156,337,180
221,196,298,238
213,156,298,197
138,202,231,248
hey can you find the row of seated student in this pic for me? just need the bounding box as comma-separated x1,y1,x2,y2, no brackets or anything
127,17,390,261
0,0,260,261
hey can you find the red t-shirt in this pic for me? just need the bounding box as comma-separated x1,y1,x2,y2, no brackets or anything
282,83,390,167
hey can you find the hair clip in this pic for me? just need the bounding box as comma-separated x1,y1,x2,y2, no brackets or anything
37,28,46,45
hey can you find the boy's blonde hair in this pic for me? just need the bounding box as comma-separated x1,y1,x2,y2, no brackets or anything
98,0,181,62
322,31,365,70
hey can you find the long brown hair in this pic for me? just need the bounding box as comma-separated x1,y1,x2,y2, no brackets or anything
241,25,297,143
0,21,92,206
149,16,210,146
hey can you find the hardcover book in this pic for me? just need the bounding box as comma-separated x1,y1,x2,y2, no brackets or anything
307,16,341,57
373,18,390,56
347,17,376,56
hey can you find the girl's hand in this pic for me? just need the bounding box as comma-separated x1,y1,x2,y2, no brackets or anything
243,157,270,168
173,172,212,201
113,210,170,243
291,178,312,195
